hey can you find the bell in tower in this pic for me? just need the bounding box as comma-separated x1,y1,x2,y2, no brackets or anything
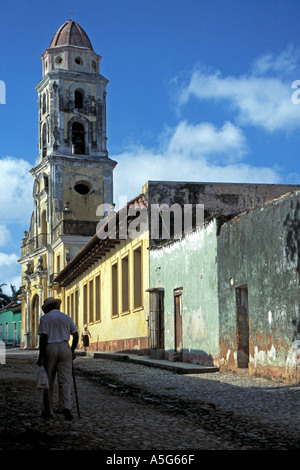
72,122,85,155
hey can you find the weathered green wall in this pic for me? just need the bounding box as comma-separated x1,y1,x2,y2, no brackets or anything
149,220,219,365
218,191,300,381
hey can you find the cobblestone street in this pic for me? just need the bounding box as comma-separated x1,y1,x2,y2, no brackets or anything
0,350,300,454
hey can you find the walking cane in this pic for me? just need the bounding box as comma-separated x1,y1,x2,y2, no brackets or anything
72,364,80,418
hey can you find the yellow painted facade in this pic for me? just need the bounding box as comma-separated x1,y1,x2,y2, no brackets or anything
54,224,150,353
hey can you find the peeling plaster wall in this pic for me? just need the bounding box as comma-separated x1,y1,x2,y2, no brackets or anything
144,181,300,224
147,181,300,371
218,191,300,382
149,220,219,366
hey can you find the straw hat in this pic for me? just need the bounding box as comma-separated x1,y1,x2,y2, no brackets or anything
42,297,61,312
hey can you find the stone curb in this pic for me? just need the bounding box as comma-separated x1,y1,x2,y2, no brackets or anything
76,350,220,374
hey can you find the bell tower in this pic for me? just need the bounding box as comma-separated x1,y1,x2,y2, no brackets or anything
38,20,110,160
32,19,117,242
19,20,117,348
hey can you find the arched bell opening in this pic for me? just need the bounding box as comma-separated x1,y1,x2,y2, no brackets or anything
74,89,84,109
72,121,85,155
42,123,47,158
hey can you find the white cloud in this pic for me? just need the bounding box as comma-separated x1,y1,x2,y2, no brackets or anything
0,157,33,224
0,225,11,247
251,46,300,77
0,252,18,266
112,120,280,205
178,48,300,132
0,276,21,296
166,121,247,161
0,158,33,292
0,252,21,293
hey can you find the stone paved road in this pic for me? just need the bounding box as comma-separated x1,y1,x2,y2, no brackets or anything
0,350,300,452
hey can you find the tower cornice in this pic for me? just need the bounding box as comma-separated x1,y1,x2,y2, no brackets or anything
30,153,117,175
36,70,109,93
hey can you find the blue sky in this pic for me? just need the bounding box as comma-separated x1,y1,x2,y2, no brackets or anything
1,0,300,294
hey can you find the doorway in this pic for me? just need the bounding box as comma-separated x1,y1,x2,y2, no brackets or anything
149,288,165,359
235,285,249,368
31,294,39,349
174,289,183,361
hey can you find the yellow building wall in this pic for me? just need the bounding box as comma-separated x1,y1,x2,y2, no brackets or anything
53,244,64,277
20,252,49,348
63,230,150,353
19,162,107,348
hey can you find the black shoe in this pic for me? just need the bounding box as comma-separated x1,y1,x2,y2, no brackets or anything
62,408,73,421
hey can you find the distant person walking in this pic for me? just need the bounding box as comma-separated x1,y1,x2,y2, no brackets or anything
37,297,78,421
81,325,91,351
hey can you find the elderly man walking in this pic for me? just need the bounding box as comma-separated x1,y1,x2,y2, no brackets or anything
37,297,79,420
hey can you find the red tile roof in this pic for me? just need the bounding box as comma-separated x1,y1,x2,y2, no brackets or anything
50,20,93,50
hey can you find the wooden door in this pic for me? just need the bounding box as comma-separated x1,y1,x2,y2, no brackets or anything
174,289,183,360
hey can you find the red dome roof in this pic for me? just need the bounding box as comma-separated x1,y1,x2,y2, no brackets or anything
50,20,93,50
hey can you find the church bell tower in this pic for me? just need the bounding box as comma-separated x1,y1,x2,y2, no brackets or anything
36,19,116,237
19,20,117,348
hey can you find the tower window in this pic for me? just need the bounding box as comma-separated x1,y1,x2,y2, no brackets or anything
72,121,85,154
74,181,91,195
41,210,48,243
42,94,46,115
75,56,83,65
55,56,62,64
42,123,47,158
56,254,60,273
75,90,83,109
43,174,49,193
